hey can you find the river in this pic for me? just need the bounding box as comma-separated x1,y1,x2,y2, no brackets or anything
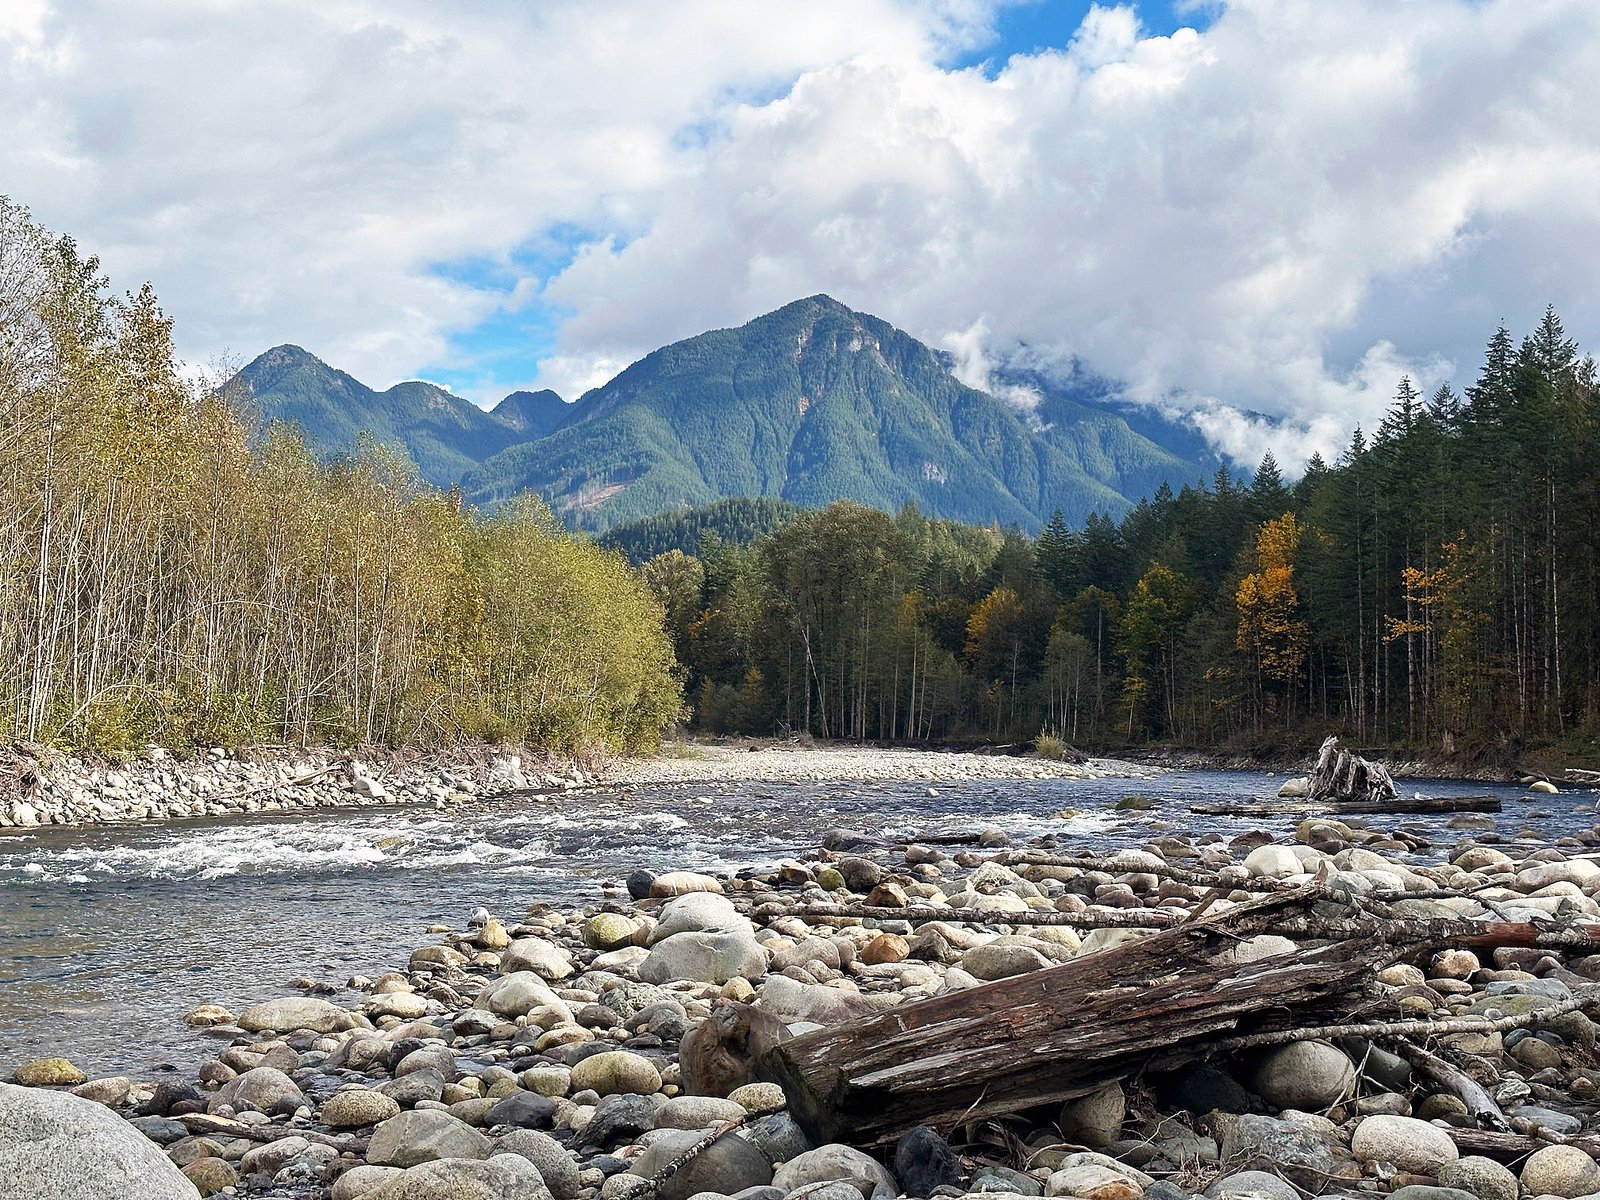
0,767,1589,1078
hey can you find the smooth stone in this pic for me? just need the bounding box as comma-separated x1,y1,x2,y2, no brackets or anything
11,1058,87,1087
1437,1156,1519,1200
570,1051,662,1098
1205,1171,1297,1200
0,1082,202,1199
651,893,750,942
1350,1115,1459,1174
491,1129,581,1200
630,1127,774,1200
322,1088,402,1128
180,1156,238,1195
502,938,576,981
236,996,363,1034
208,1066,304,1116
486,1091,558,1130
639,932,768,986
894,1125,962,1196
363,1155,552,1200
1388,1187,1477,1200
367,1109,492,1167
330,1165,404,1199
657,1095,746,1129
740,1112,814,1168
1252,1041,1355,1111
1521,1145,1600,1198
772,1144,897,1199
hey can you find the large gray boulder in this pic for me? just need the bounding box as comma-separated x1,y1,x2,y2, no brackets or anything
501,938,575,981
478,973,575,1022
364,1155,551,1200
772,1144,897,1198
649,894,751,943
236,996,365,1034
492,1129,581,1200
1252,1041,1356,1110
630,1129,773,1200
639,931,768,985
367,1109,492,1167
208,1066,304,1116
0,1081,201,1200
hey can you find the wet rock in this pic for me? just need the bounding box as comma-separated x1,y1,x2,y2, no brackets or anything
576,1093,660,1146
11,1058,88,1087
486,1091,559,1130
0,1081,202,1199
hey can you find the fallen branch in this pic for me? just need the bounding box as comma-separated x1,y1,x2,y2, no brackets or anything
1385,1038,1508,1131
174,1112,366,1153
634,1103,785,1199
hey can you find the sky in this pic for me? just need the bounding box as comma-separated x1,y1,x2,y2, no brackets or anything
3,0,1598,467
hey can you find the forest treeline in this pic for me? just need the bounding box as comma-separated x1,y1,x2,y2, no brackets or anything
645,306,1600,757
0,199,680,753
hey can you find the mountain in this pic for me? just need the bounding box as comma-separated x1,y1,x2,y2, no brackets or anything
234,345,536,487
491,389,572,440
461,296,1210,531
231,297,1224,533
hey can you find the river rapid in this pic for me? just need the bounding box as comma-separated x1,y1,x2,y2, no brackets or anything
0,766,1590,1079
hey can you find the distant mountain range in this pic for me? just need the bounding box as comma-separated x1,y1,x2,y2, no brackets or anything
231,296,1223,532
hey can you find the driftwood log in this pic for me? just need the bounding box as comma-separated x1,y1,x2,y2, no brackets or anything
758,890,1401,1145
753,886,1600,1146
1309,734,1398,803
1190,794,1498,817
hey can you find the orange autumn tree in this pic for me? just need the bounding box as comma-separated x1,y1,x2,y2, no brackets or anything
1236,513,1309,719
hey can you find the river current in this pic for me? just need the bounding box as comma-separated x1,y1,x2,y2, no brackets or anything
0,767,1589,1078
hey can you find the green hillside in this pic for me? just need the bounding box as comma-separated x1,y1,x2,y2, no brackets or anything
235,345,530,487
461,296,1179,531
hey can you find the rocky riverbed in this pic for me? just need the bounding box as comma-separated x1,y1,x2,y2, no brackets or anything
9,797,1600,1200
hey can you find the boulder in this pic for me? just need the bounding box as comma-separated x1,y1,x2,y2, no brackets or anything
236,995,363,1034
1252,1041,1355,1110
570,1051,662,1097
639,931,768,985
650,893,750,942
0,1081,202,1199
1437,1156,1518,1200
649,871,725,897
502,938,575,981
1351,1115,1459,1174
492,1129,581,1200
630,1128,774,1200
772,1144,897,1198
1206,1171,1297,1200
367,1109,492,1168
479,973,575,1022
584,914,642,952
180,1156,238,1195
1219,1115,1338,1191
959,943,1052,981
364,1155,552,1200
321,1088,401,1128
10,1058,87,1087
894,1125,962,1196
1520,1145,1600,1198
331,1165,404,1200
208,1066,304,1116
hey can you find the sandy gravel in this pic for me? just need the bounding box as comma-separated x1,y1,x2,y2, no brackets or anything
601,741,1147,787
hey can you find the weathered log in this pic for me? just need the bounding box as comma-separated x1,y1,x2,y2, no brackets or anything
1189,794,1498,816
1309,734,1398,803
1386,1038,1509,1131
1446,1128,1600,1164
175,1112,366,1153
757,891,1397,1146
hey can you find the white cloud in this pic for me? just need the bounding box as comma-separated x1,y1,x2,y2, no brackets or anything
2,0,1599,466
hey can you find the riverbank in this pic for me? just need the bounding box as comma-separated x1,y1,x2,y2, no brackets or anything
8,794,1600,1200
0,745,591,830
602,741,1127,788
0,740,1135,831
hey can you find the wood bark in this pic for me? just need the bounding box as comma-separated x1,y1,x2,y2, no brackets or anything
1189,794,1498,816
1308,734,1398,802
757,892,1395,1146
